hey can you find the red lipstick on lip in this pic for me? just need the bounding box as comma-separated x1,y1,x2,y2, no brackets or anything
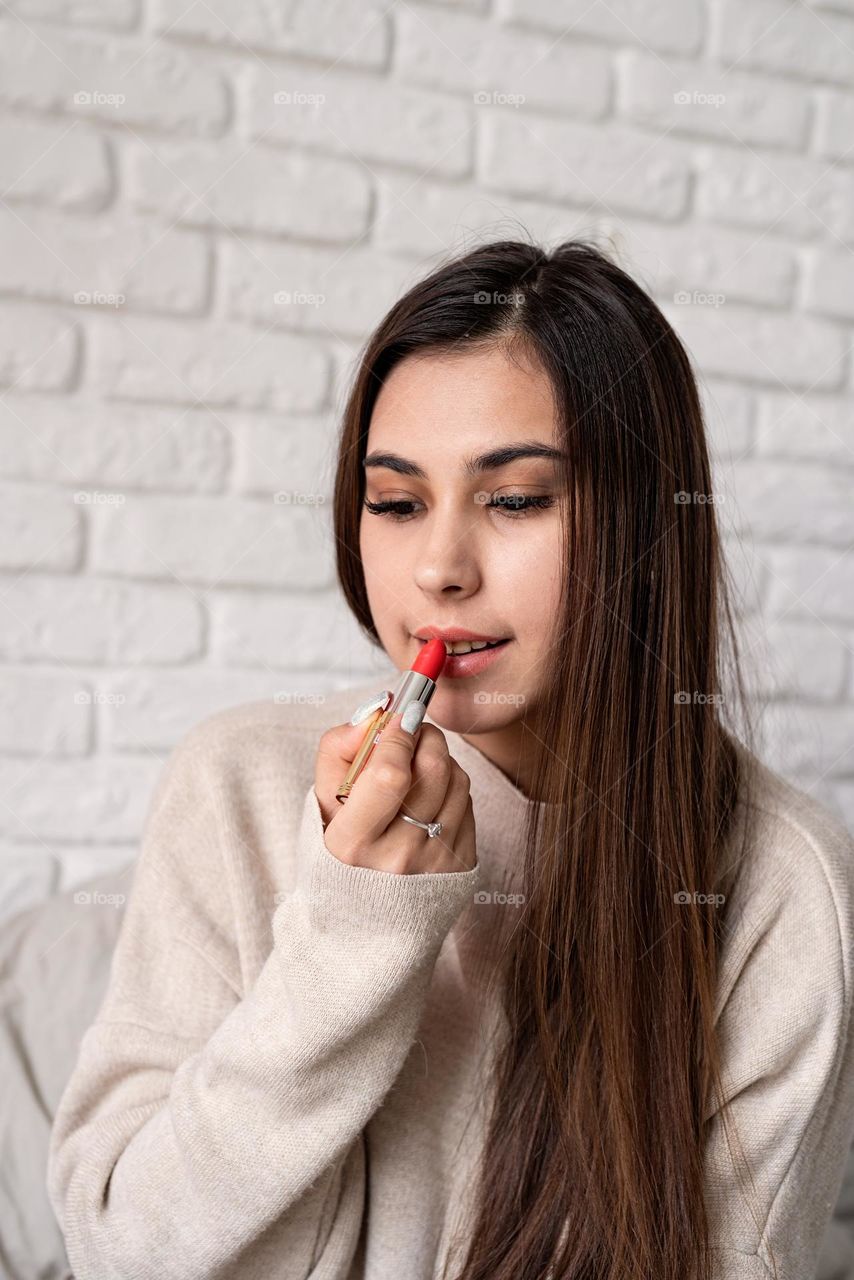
335,637,447,802
411,636,446,681
414,627,512,680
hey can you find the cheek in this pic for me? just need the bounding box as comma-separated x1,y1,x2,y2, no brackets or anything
360,513,403,557
359,517,404,618
493,529,562,632
359,515,389,578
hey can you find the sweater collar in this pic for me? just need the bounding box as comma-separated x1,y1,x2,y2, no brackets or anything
440,726,551,891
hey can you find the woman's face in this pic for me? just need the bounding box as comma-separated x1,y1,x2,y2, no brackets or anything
360,341,566,762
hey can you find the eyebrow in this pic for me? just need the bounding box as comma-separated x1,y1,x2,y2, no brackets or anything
362,441,566,480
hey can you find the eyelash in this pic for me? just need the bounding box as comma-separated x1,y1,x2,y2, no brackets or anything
363,495,555,522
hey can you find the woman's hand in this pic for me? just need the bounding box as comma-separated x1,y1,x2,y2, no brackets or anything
314,698,476,875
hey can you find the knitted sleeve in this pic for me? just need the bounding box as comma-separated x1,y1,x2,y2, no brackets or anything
46,723,481,1280
703,806,854,1280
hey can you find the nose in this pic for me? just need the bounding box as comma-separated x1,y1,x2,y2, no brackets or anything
412,502,481,598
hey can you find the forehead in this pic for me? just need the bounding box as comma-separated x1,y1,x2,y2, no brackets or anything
367,343,558,449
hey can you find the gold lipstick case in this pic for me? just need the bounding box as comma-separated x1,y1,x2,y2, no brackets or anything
335,670,440,802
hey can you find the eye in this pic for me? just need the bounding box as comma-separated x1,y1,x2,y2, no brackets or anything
363,498,421,522
362,494,556,522
488,494,555,518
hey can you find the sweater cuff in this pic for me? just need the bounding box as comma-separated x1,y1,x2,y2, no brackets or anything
293,783,482,939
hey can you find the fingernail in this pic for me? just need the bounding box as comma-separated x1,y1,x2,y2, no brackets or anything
401,700,426,735
349,690,392,726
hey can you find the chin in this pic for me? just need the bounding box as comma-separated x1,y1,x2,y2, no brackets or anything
428,688,525,734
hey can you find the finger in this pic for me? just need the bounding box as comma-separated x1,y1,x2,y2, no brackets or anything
395,729,452,827
348,689,394,729
314,692,392,801
381,770,475,874
328,709,424,849
398,759,469,849
454,800,477,870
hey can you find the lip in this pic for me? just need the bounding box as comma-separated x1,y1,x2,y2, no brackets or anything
414,626,509,644
413,632,512,679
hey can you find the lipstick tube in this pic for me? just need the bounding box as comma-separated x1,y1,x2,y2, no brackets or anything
335,637,447,802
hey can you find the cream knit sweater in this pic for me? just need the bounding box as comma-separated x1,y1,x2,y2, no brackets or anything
47,678,854,1280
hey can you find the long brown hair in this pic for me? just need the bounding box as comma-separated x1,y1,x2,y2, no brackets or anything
332,236,770,1280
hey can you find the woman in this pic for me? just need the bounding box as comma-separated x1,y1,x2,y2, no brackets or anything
47,239,854,1280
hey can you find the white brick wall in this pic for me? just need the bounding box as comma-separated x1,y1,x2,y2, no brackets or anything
1,0,853,913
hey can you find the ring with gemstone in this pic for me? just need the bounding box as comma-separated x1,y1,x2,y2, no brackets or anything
400,814,444,838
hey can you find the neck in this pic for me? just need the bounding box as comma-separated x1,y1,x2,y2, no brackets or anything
459,720,536,800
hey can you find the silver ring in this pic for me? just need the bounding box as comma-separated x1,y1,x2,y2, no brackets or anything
400,814,444,838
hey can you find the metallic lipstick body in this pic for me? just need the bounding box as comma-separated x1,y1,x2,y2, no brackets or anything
335,639,446,803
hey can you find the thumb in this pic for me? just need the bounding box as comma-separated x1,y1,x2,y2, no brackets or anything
354,704,426,790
